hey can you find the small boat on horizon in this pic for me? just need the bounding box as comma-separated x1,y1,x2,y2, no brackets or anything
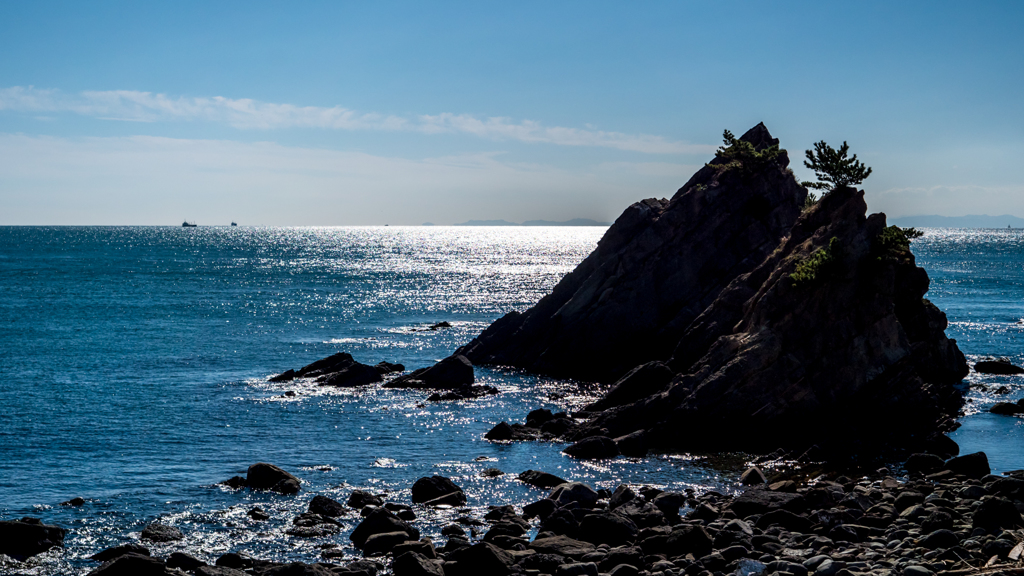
231,222,237,227
182,221,197,227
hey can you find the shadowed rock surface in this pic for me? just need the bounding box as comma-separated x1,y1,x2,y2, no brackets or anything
458,124,806,384
458,123,968,455
0,517,66,560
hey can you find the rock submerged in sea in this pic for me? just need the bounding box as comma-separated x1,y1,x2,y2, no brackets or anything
245,462,301,494
974,358,1024,375
456,122,968,456
384,354,474,390
270,352,405,387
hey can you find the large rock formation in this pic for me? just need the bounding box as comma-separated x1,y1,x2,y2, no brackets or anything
459,123,967,453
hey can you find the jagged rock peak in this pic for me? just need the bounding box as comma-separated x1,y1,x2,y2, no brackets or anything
457,123,968,455
458,123,805,383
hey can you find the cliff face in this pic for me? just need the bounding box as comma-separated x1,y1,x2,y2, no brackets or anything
457,123,807,383
460,123,968,453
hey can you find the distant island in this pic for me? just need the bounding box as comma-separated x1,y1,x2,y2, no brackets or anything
890,214,1024,228
446,218,611,226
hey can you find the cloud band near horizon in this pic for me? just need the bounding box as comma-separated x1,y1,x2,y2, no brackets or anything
0,86,713,155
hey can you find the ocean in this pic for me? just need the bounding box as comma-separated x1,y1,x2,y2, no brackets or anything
0,225,1021,574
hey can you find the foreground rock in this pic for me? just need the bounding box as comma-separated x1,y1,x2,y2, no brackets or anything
458,123,967,455
0,517,66,560
63,452,1024,576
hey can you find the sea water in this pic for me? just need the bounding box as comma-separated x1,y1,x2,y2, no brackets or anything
0,225,1020,574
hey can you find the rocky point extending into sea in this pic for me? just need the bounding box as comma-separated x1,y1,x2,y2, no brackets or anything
4,124,1022,576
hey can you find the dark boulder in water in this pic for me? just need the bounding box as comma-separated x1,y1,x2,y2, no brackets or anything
246,462,301,494
457,123,967,455
0,517,66,560
518,469,568,489
270,352,392,387
308,494,347,517
411,475,466,505
974,358,1024,374
140,522,184,542
350,507,419,549
563,436,619,459
384,354,474,389
375,361,405,374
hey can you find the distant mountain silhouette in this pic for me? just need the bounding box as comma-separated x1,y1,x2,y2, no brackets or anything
452,218,610,226
890,214,1024,228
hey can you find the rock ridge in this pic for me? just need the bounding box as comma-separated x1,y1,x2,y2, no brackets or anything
459,123,968,454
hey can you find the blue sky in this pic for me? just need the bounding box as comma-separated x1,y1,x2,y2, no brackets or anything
1,1,1021,225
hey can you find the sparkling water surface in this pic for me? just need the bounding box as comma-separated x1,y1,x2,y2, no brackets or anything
0,225,1022,574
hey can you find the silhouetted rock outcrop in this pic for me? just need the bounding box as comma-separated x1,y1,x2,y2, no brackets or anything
458,123,968,455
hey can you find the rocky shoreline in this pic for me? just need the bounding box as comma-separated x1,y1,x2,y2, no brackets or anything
5,447,1024,576
5,124,1018,575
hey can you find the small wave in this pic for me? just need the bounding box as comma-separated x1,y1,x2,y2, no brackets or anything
323,337,375,344
370,458,405,468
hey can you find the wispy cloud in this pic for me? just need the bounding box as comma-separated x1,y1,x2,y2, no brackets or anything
0,86,713,155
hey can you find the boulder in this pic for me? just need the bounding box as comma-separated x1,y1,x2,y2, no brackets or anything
197,567,249,576
348,489,383,509
529,535,597,558
563,436,619,459
485,422,515,441
167,552,207,571
519,470,568,489
728,488,806,517
88,553,172,576
0,517,66,560
944,452,990,478
975,359,1024,374
362,531,411,556
456,123,968,454
392,551,444,576
480,467,504,478
577,512,639,546
972,496,1024,531
318,363,383,387
384,355,474,389
215,552,255,570
445,542,514,576
555,563,599,576
739,467,767,485
609,485,637,510
140,523,183,542
665,525,713,558
990,402,1022,415
246,463,301,493
91,544,151,562
350,507,419,549
920,529,959,550
375,361,405,374
587,362,675,410
308,495,347,517
411,476,465,505
549,482,600,508
613,430,648,457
